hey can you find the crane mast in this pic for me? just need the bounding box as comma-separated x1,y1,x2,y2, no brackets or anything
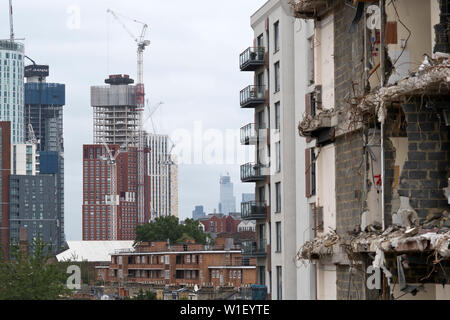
101,140,120,240
9,0,14,41
107,9,150,225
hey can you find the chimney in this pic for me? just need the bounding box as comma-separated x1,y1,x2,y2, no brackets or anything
19,227,27,253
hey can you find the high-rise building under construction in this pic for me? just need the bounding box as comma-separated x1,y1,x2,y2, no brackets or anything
24,64,66,249
84,75,151,240
91,74,139,149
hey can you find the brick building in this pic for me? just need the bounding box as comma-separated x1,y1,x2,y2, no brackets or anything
199,214,242,235
293,0,450,300
97,239,257,293
82,144,151,241
0,122,11,254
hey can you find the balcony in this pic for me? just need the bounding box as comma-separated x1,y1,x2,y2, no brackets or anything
240,85,265,108
241,201,267,220
241,163,267,183
242,239,267,257
240,123,258,145
239,47,265,71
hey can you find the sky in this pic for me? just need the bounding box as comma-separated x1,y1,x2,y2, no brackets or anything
2,0,266,240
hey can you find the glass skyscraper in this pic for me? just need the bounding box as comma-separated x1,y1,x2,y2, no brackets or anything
0,40,24,144
218,174,236,215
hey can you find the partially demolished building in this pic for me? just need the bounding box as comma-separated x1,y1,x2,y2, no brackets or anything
292,0,450,299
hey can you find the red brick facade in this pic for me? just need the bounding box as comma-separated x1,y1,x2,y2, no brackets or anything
199,215,241,234
97,240,257,289
82,145,150,240
0,122,10,253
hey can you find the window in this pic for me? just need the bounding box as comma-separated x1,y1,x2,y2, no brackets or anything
275,102,280,130
257,34,264,47
275,142,281,173
256,72,264,88
258,186,265,203
274,21,280,52
258,266,265,285
274,62,280,92
275,182,281,213
258,110,265,129
311,150,316,196
276,222,282,252
307,36,314,85
276,266,282,300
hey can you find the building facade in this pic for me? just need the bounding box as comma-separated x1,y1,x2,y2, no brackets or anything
82,144,150,241
239,0,313,300
218,174,236,215
9,174,58,250
11,143,38,176
98,239,256,291
0,40,24,144
199,214,242,236
147,134,178,219
24,64,66,245
0,122,11,253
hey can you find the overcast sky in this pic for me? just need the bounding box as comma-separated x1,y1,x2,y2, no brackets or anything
2,0,266,240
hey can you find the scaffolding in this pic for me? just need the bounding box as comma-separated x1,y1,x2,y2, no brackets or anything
91,83,139,150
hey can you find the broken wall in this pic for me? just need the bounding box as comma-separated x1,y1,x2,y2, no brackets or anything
333,1,369,300
385,0,433,84
396,100,450,220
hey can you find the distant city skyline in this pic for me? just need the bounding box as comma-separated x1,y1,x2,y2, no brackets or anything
0,0,262,240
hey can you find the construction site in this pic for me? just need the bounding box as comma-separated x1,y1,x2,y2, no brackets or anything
82,9,178,242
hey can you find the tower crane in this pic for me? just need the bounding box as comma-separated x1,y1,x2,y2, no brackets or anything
101,139,121,240
107,9,150,225
9,0,14,41
5,0,24,42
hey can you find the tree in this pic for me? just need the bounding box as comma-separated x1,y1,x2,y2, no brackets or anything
135,216,212,245
0,235,72,300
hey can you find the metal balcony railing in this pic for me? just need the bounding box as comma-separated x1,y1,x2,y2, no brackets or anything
240,85,265,108
241,163,266,183
241,201,267,220
240,123,259,145
239,47,265,71
241,239,267,257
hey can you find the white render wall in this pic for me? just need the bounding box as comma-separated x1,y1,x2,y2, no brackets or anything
294,18,315,300
250,0,313,300
11,143,38,176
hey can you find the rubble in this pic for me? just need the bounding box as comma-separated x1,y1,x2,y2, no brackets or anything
298,211,450,262
289,0,331,19
298,108,336,138
358,60,450,118
297,230,340,260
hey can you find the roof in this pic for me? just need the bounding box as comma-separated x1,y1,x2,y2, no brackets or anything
56,241,135,262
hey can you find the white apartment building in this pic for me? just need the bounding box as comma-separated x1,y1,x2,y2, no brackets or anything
0,40,25,144
11,143,38,176
147,133,178,219
239,0,314,300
